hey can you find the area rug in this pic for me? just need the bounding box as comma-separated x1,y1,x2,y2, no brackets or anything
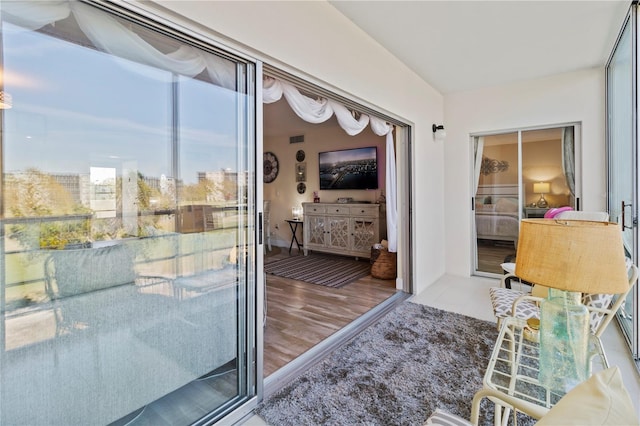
256,302,536,426
264,253,371,288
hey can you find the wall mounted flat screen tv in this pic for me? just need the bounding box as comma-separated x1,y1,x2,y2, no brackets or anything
319,146,378,190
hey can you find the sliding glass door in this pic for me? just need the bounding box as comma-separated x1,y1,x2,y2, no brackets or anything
0,2,257,424
606,5,639,362
473,126,579,275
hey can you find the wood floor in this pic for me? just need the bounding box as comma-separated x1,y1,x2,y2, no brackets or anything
476,239,516,274
263,249,397,377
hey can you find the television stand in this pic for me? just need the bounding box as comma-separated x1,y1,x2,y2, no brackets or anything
302,202,384,259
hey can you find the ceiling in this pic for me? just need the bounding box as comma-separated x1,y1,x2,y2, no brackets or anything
329,0,630,94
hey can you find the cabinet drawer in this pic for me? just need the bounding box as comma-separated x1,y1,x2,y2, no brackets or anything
304,205,325,214
350,205,378,217
327,206,350,215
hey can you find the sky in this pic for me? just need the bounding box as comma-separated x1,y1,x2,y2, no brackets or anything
3,20,249,185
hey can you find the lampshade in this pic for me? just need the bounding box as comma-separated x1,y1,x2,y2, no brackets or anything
533,182,550,194
515,219,628,294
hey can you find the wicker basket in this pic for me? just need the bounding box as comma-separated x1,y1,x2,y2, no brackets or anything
370,247,397,280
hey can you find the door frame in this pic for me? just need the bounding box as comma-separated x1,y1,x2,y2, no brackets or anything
605,3,639,362
470,123,583,278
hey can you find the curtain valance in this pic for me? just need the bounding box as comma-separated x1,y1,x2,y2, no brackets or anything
2,1,237,89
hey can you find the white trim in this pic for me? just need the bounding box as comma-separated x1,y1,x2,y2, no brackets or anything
476,184,519,197
470,121,583,138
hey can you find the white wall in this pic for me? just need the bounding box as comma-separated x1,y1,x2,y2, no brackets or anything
149,0,446,293
444,68,606,277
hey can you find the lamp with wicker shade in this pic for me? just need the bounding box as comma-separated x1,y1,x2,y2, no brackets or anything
515,219,628,392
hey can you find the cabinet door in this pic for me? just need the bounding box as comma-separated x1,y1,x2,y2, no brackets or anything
327,217,349,250
306,216,326,247
352,218,377,253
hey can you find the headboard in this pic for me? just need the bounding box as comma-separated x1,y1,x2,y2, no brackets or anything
475,184,520,214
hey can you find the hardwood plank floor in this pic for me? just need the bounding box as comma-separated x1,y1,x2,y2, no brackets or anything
477,239,516,274
263,250,397,377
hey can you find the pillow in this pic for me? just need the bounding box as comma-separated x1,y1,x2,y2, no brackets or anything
476,204,496,213
49,244,136,299
544,206,574,219
495,197,519,213
535,366,638,425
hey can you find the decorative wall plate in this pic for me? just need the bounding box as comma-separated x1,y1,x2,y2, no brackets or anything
263,151,279,183
297,182,306,194
296,149,306,162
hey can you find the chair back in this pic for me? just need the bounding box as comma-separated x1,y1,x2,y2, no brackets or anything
589,263,638,338
45,244,136,300
554,211,609,221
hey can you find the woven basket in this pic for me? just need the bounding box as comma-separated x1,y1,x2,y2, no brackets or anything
371,247,397,280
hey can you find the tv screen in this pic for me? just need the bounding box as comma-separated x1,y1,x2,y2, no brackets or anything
319,146,378,190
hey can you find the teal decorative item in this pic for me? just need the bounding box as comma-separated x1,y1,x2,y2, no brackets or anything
539,288,590,393
515,219,630,394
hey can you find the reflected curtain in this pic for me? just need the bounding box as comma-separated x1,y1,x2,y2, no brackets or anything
562,126,576,197
1,1,237,89
473,136,485,194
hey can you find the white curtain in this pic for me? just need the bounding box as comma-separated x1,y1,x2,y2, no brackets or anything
1,1,237,89
263,77,397,251
473,136,485,194
263,77,371,133
2,0,399,252
561,126,576,197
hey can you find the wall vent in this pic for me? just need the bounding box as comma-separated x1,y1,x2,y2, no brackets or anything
289,135,304,144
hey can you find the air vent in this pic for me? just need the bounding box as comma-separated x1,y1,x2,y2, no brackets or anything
289,135,304,144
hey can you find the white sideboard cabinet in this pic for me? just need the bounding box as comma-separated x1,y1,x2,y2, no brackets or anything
302,202,384,259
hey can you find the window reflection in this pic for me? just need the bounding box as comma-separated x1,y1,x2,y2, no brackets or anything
1,3,252,425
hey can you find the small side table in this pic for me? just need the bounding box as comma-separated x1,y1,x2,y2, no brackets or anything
524,207,550,218
285,219,303,254
471,316,607,425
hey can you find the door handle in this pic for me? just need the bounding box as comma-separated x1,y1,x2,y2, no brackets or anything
621,201,633,230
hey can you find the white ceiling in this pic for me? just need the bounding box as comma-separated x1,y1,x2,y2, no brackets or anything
329,0,630,94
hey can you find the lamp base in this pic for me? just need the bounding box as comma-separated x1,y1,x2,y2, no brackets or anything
539,289,589,393
536,194,549,208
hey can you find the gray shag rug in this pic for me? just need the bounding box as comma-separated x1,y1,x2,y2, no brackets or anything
257,302,536,426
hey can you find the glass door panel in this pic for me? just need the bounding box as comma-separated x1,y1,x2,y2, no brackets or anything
474,132,520,274
1,3,256,425
606,10,638,359
522,127,576,214
474,127,577,275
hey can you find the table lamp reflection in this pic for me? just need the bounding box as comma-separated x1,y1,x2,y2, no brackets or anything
533,182,550,208
515,219,628,393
